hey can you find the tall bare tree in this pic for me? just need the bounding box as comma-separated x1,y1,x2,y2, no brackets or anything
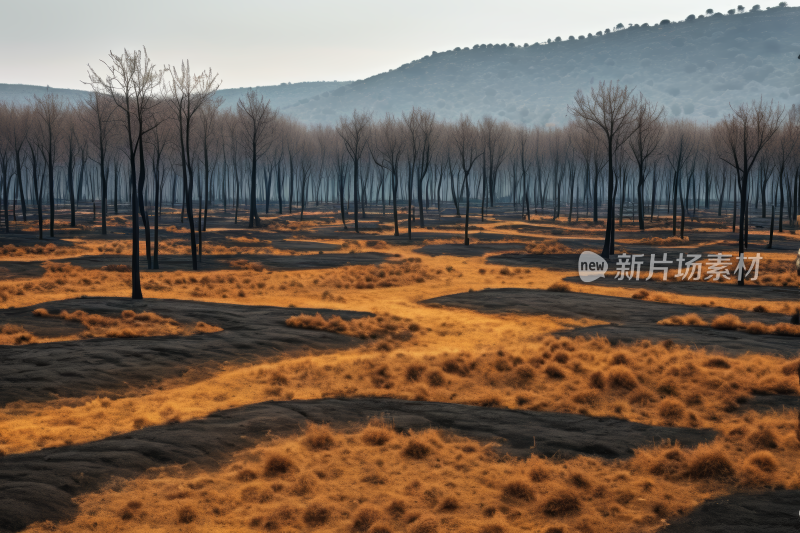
371,113,405,236
772,106,799,232
452,116,483,245
337,110,372,234
626,95,665,230
0,104,11,233
236,90,277,228
81,91,116,234
715,98,784,284
164,61,220,268
32,93,65,238
570,81,639,258
87,47,164,298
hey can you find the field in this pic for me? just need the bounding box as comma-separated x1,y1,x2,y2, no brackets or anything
1,203,799,533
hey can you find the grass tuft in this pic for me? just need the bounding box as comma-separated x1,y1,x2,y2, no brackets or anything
542,490,581,516
403,439,432,459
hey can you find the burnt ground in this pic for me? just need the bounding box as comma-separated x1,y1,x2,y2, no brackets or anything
0,397,716,532
0,298,368,405
415,243,528,257
269,240,342,251
0,252,395,279
661,490,800,532
489,242,799,273
425,289,800,357
487,253,583,271
739,394,800,413
0,235,77,248
561,275,798,302
309,226,536,244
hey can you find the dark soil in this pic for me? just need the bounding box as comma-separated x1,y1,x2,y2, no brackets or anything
739,394,800,413
561,275,798,302
416,243,528,257
424,289,800,357
661,490,800,532
0,397,716,532
0,252,394,279
269,240,342,251
0,298,368,405
487,253,583,271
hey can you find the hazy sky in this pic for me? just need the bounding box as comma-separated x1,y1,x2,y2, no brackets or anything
1,1,784,90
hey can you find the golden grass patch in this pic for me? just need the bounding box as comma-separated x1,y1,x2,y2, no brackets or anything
0,308,221,346
525,239,572,254
659,313,800,336
22,423,743,533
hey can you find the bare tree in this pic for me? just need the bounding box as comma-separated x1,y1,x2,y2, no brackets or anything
570,81,640,258
32,93,65,238
197,96,223,261
715,98,784,284
336,110,372,233
236,90,278,228
87,47,164,298
452,116,483,245
663,120,697,238
81,91,116,234
164,60,220,268
371,113,405,236
772,106,799,232
478,117,510,220
0,104,12,233
626,94,665,230
7,105,30,222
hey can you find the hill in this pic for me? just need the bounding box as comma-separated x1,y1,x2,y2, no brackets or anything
284,6,800,125
3,7,799,126
0,81,351,111
0,84,90,106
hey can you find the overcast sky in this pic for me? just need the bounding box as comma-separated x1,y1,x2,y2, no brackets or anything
1,1,785,90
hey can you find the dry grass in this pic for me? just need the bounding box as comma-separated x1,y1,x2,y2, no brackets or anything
659,313,800,336
1,333,797,456
546,282,571,292
0,242,78,257
229,259,267,272
3,214,800,532
22,423,744,533
314,259,448,290
0,308,221,345
630,236,690,246
286,312,420,348
525,239,572,254
750,257,800,288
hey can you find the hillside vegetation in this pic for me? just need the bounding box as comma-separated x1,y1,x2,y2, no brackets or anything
2,6,798,126
286,6,800,125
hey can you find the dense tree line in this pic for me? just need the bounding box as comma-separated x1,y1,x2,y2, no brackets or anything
0,49,797,297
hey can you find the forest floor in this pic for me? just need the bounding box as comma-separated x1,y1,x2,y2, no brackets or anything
0,204,799,533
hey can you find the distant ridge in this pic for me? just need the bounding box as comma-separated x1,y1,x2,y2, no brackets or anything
3,6,799,125
0,81,352,111
0,84,89,106
282,6,800,125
